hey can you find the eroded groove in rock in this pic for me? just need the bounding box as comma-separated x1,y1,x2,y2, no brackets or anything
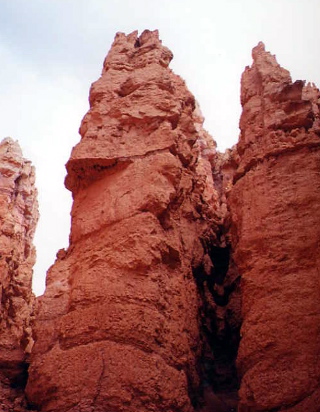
0,138,39,411
26,30,224,412
228,43,320,411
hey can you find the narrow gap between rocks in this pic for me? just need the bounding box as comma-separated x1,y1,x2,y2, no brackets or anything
192,242,241,412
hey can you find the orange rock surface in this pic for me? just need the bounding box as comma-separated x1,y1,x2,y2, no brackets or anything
228,43,320,411
0,138,38,410
26,30,222,412
10,33,318,412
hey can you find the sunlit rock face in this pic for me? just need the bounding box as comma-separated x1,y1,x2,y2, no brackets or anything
0,137,38,410
26,30,224,412
228,43,320,411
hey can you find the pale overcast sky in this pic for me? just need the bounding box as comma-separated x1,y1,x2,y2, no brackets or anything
1,0,319,295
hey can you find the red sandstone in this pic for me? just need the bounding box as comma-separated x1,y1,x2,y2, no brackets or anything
26,30,222,412
1,32,319,412
228,42,320,412
0,138,38,411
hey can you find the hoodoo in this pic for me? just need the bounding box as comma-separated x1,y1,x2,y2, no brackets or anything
26,30,225,412
228,42,320,411
1,31,318,412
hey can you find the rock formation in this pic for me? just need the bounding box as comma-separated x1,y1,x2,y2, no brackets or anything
0,138,38,411
228,43,320,411
1,32,316,412
26,30,229,412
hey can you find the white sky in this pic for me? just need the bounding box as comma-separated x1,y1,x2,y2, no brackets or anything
0,0,319,296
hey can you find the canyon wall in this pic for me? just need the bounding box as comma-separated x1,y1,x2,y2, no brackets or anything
1,32,315,412
0,138,38,411
229,43,320,411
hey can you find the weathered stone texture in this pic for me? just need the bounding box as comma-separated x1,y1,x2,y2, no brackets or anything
228,43,320,411
26,30,222,412
0,137,38,411
22,35,320,412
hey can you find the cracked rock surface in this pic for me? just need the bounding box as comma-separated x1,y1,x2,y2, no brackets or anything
26,30,222,412
22,34,320,412
0,138,38,411
228,43,320,411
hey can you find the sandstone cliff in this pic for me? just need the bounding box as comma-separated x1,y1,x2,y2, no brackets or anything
0,138,38,411
20,33,320,412
228,43,320,411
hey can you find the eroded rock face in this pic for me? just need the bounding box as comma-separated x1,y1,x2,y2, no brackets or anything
228,43,320,411
0,137,38,410
24,34,320,412
26,30,223,412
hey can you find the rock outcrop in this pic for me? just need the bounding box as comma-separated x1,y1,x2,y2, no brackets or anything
228,43,320,411
26,30,226,412
0,138,38,411
18,33,320,412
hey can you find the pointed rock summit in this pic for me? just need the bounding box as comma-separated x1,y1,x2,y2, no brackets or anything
65,29,178,194
229,44,320,411
27,30,222,412
238,41,319,178
22,33,320,412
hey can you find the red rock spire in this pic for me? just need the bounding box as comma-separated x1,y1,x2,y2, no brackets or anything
235,41,320,181
229,44,320,411
27,31,220,412
25,34,320,412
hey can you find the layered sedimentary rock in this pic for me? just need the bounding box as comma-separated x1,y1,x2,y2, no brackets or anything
24,33,320,412
228,43,320,411
26,30,226,412
0,138,38,410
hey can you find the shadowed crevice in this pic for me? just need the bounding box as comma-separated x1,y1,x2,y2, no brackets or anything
192,243,241,412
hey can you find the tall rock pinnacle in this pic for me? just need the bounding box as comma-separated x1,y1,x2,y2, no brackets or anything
24,34,320,412
26,30,222,412
0,137,38,409
229,44,320,410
